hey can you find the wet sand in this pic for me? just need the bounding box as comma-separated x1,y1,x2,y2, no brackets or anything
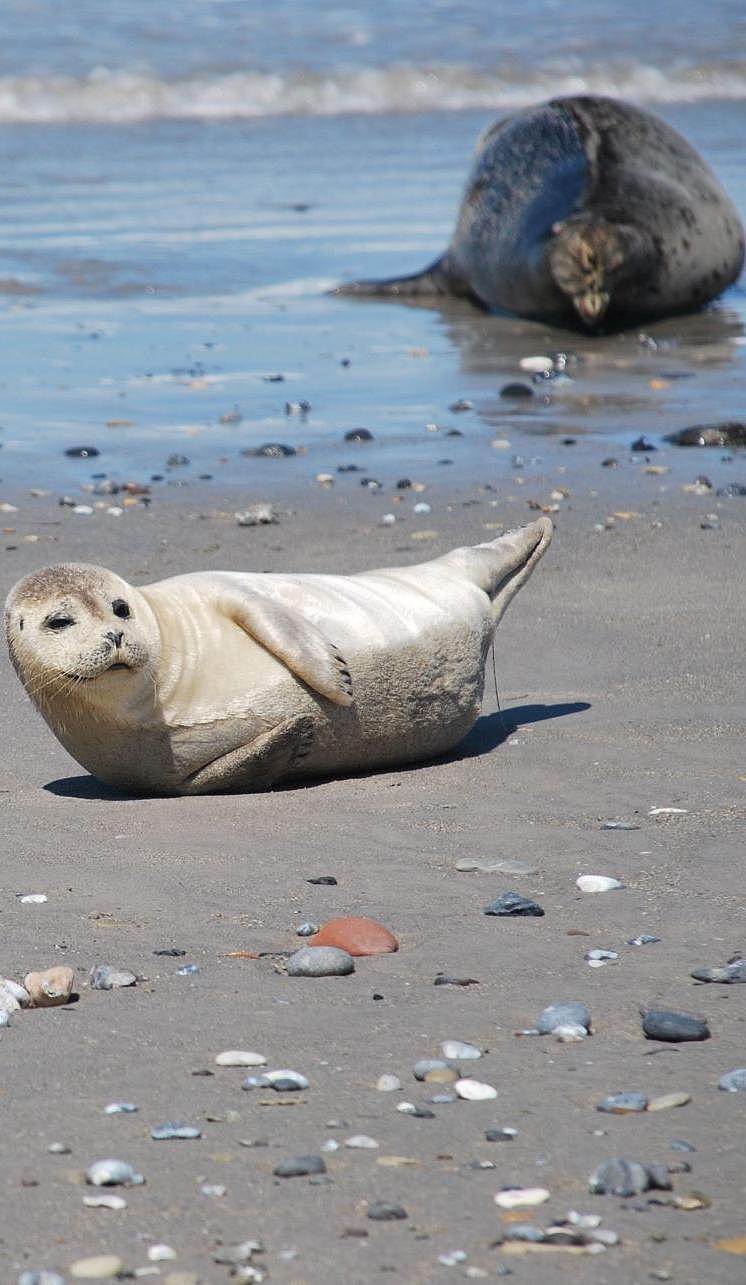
2,454,745,1282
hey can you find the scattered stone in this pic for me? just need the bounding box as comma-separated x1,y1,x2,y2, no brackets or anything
274,1154,326,1177
536,1002,591,1036
18,1274,66,1285
235,504,278,526
628,934,660,946
495,1187,550,1209
441,1039,482,1060
18,893,48,904
286,946,355,977
576,875,624,892
483,892,544,917
148,1245,177,1262
212,1241,263,1266
601,820,640,830
48,1142,72,1154
647,1092,691,1112
153,948,186,957
201,1183,226,1197
261,1069,309,1091
589,1158,652,1197
438,1250,468,1266
413,1059,454,1081
285,400,310,415
641,1008,710,1042
597,1093,648,1114
215,1050,267,1067
376,1074,401,1092
89,964,137,990
485,1128,516,1142
500,383,533,399
670,1139,696,1151
24,966,75,1007
648,806,687,815
585,949,618,965
311,916,398,956
244,443,296,458
104,1102,139,1115
306,875,337,885
296,922,319,936
455,858,537,875
631,435,657,452
176,963,199,975
151,1123,202,1140
345,1134,379,1149
691,958,746,983
433,973,480,987
367,1201,407,1221
449,399,473,412
717,482,746,497
82,1193,127,1210
718,1068,746,1092
69,1257,123,1280
455,1078,497,1101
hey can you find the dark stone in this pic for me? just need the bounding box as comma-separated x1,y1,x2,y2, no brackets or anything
367,1201,407,1221
153,948,186,956
483,892,544,917
499,383,533,399
631,436,657,452
433,973,480,987
244,443,297,458
691,958,746,983
344,428,374,442
166,453,190,466
64,446,100,458
307,875,338,885
589,1157,651,1197
485,1129,514,1142
273,1154,326,1178
641,1008,710,1042
717,482,746,497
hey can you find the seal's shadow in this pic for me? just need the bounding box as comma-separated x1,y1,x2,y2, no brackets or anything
448,700,590,762
44,701,590,799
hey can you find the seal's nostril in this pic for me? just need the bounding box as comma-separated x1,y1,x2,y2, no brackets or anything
106,630,124,648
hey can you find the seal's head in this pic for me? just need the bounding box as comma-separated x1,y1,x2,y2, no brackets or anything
548,215,653,327
4,564,160,717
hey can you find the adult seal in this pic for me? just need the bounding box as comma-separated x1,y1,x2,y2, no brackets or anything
5,518,552,795
334,95,745,330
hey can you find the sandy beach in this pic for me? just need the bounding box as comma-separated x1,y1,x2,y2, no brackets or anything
2,446,745,1282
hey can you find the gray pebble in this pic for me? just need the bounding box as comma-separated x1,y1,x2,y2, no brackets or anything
413,1059,454,1081
537,1001,591,1035
484,1129,515,1142
18,1274,66,1285
455,858,537,875
176,963,200,975
104,1102,139,1115
589,1158,651,1197
597,1093,648,1114
601,820,640,830
287,946,355,977
151,1122,202,1140
273,1154,326,1178
89,964,137,990
483,891,544,917
367,1201,407,1221
670,1139,696,1152
691,958,746,983
628,934,661,946
47,1142,72,1155
641,1008,710,1042
718,1068,746,1092
296,922,319,937
503,1224,546,1243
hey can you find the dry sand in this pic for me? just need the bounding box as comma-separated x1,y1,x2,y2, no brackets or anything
1,462,745,1283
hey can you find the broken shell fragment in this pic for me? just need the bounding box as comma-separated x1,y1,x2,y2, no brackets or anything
23,966,75,1007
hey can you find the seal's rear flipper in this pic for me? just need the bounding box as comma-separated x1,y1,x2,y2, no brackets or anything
331,256,475,302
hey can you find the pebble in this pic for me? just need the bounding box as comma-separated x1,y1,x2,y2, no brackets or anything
413,501,431,513
273,1154,326,1177
500,382,533,398
344,427,373,441
367,1201,407,1221
628,934,660,946
648,806,687,815
306,874,338,885
455,858,537,875
485,1128,516,1142
647,1092,691,1112
48,1142,72,1154
69,1257,124,1279
589,1158,652,1197
438,1250,467,1266
691,958,746,983
235,503,279,526
176,963,200,975
576,875,624,893
261,1069,309,1091
0,981,23,1015
296,922,319,936
82,1193,127,1210
215,1050,267,1067
18,893,48,904
640,1008,710,1042
65,446,100,458
601,820,640,830
286,945,355,976
151,1123,202,1140
597,1093,648,1114
104,1102,139,1114
246,443,296,458
483,891,544,917
441,1039,482,1060
718,1068,746,1092
18,1275,66,1285
376,1074,401,1092
519,355,553,373
148,1245,177,1262
24,967,75,1007
212,1242,263,1266
311,916,399,956
449,399,473,412
536,1002,591,1036
455,1078,497,1101
413,1059,454,1081
345,1134,379,1148
89,964,137,990
585,949,618,964
671,1139,696,1152
495,1187,550,1209
201,1183,227,1197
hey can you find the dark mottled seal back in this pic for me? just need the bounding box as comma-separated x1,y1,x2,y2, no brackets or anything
335,95,744,330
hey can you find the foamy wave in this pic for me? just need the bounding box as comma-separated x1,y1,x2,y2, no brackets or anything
0,62,743,124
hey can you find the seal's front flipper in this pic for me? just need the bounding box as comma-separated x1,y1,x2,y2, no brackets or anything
331,256,472,301
219,588,354,706
181,714,315,794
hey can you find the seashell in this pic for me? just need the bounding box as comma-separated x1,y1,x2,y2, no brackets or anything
23,966,75,1007
576,875,624,893
89,963,137,990
495,1187,550,1209
85,1158,145,1186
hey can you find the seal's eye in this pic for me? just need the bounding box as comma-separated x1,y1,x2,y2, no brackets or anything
112,599,131,619
46,615,74,632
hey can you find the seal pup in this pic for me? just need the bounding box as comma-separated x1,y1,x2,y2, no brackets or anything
334,95,745,330
5,518,552,795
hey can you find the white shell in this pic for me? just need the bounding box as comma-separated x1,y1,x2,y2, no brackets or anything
215,1050,268,1067
85,1158,145,1187
376,1073,401,1092
494,1186,550,1209
455,1078,497,1101
576,875,624,893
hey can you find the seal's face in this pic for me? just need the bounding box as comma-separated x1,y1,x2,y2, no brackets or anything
4,564,160,711
549,217,653,327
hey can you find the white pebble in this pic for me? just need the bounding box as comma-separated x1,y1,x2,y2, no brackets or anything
491,438,511,449
519,356,553,373
201,1183,227,1197
85,1158,144,1187
82,1193,127,1211
554,1024,589,1042
376,1073,401,1092
215,1050,267,1067
147,1244,177,1262
345,1134,379,1149
455,1078,497,1101
381,513,396,525
441,1040,482,1060
649,806,688,815
321,1138,340,1152
396,1101,417,1113
413,502,431,513
263,1069,309,1089
72,505,94,515
495,1186,550,1209
19,893,48,904
106,506,123,517
576,875,624,892
438,1250,468,1265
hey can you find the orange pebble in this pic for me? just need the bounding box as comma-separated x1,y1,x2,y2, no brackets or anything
313,916,399,957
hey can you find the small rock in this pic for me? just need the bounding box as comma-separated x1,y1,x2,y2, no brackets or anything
628,934,661,946
484,1128,516,1142
495,1187,550,1209
306,875,338,885
441,1040,481,1060
24,966,75,1007
151,1123,202,1140
148,1245,177,1262
344,427,373,441
367,1201,407,1221
413,1059,454,1081
104,1102,138,1115
631,435,657,452
215,1050,267,1067
718,1068,746,1092
483,892,544,917
65,446,100,459
311,916,399,956
82,1193,127,1210
576,875,624,893
345,1135,379,1149
691,958,746,984
18,893,48,904
519,356,553,374
647,1092,691,1112
589,1158,651,1197
245,443,296,458
296,922,319,936
273,1154,326,1177
597,1093,648,1114
262,1069,309,1091
285,400,310,414
18,1274,66,1285
89,964,137,990
176,963,199,975
85,1159,144,1187
670,1138,696,1152
286,946,355,977
69,1257,123,1279
455,1078,497,1101
601,820,640,830
455,858,537,875
500,383,533,399
376,1074,401,1092
665,421,746,448
536,1002,591,1036
585,949,618,963
641,1008,710,1042
201,1183,226,1197
235,504,278,526
48,1142,72,1154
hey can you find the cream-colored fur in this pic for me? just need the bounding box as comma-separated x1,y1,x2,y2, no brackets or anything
4,518,552,795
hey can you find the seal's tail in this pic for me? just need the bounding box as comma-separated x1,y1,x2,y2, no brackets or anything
441,517,553,625
330,256,470,301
